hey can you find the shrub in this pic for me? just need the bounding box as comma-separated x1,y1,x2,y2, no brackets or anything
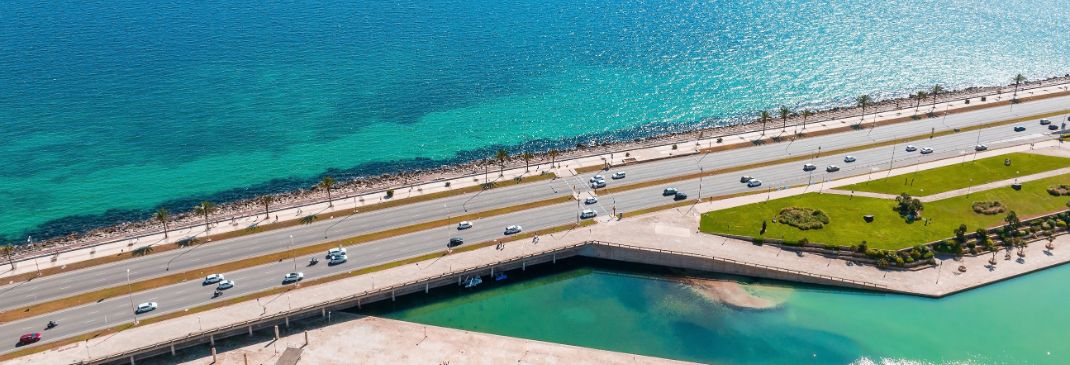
777,207,831,230
798,238,810,246
716,137,723,143
857,241,868,253
1046,184,1070,196
385,189,395,198
672,144,678,150
752,237,764,245
971,201,1005,215
895,256,905,267
444,181,451,188
877,258,890,269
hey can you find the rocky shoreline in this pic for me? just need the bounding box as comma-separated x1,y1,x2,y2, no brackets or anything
7,74,1070,259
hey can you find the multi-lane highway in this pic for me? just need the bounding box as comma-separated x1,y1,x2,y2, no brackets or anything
1,96,1067,352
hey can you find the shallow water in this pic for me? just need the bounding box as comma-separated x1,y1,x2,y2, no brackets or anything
373,259,1068,365
3,0,1069,240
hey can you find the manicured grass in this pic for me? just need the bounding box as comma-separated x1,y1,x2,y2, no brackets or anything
700,174,1070,250
840,153,1070,196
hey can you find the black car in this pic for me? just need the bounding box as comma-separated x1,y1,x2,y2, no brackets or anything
674,192,688,201
739,175,753,183
448,237,464,247
1014,126,1026,132
1049,124,1060,131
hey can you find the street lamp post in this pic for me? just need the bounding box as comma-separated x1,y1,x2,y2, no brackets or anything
289,235,296,271
126,269,137,324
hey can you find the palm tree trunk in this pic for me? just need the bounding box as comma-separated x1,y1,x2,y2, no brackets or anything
163,221,169,239
204,212,210,232
326,187,333,206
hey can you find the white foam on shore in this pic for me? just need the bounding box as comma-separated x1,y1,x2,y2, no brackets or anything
850,357,981,365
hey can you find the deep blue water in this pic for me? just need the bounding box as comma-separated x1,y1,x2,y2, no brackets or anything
2,0,1069,241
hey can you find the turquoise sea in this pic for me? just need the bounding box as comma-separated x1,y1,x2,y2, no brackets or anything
372,259,1070,365
2,1,1070,241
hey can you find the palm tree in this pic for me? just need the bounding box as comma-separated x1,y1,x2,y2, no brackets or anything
1012,74,1026,101
778,106,791,130
913,91,928,116
319,176,337,206
759,110,772,135
856,94,872,123
154,208,171,239
800,110,813,130
548,149,559,168
521,152,534,172
258,195,275,219
929,84,944,106
194,201,216,232
1,245,14,270
495,149,509,177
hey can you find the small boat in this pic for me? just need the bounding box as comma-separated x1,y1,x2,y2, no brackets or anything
463,276,482,288
494,273,508,281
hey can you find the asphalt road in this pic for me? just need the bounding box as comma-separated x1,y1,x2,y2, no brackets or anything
1,98,1067,352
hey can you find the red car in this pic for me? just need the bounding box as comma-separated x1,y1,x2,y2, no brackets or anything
18,333,41,345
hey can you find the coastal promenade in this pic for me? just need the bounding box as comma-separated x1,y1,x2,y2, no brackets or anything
6,80,1069,280
12,142,1070,364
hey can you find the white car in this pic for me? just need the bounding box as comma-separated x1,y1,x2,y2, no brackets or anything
580,209,597,219
203,274,224,285
327,248,347,258
135,302,158,314
826,165,840,172
329,254,348,265
584,197,598,205
592,175,605,181
905,145,917,152
920,147,934,154
747,179,762,187
843,156,856,163
802,163,816,171
283,272,304,283
457,221,473,230
504,225,523,235
217,280,235,290
590,180,606,189
611,172,626,179
1040,119,1051,125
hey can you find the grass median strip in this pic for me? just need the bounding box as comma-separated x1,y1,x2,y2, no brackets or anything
0,194,573,323
0,220,595,361
3,173,557,283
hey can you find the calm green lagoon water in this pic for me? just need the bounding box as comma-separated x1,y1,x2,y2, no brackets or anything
371,259,1069,365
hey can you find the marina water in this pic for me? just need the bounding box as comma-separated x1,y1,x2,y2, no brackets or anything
2,0,1069,240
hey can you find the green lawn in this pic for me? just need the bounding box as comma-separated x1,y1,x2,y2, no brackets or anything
700,173,1070,250
840,152,1070,196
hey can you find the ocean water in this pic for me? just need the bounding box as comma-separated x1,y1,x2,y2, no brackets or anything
2,0,1070,241
374,259,1070,365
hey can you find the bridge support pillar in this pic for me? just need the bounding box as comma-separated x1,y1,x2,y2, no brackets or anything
274,325,280,340
285,316,290,328
553,253,556,264
248,325,253,337
170,343,175,356
491,267,494,276
129,355,136,365
391,290,395,301
210,334,215,347
425,283,429,293
322,308,326,317
523,261,526,271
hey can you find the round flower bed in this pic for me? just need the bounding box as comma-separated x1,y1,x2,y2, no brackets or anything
777,207,830,230
971,201,1005,215
1047,184,1070,196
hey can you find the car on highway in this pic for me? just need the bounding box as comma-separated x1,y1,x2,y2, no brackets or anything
611,172,626,179
663,187,678,196
328,253,348,265
327,248,347,258
589,180,606,189
739,175,753,183
283,272,304,283
920,147,934,154
580,209,597,219
584,197,598,205
826,165,840,172
905,145,917,152
1049,124,1060,131
504,225,523,235
18,333,41,346
674,192,688,200
457,221,473,230
135,302,158,314
217,280,235,290
843,155,856,163
203,274,224,285
1014,125,1026,132
591,175,605,182
746,179,762,187
975,144,988,151
448,237,464,247
802,163,816,171
1040,119,1051,125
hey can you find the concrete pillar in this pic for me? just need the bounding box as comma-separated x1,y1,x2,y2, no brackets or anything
553,253,556,264
248,325,253,337
210,334,215,347
285,316,290,328
274,325,280,340
523,261,526,271
328,311,332,323
425,283,429,293
322,308,326,317
130,355,136,365
170,343,176,356
391,290,395,301
211,347,217,363
491,267,494,276
357,298,361,309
